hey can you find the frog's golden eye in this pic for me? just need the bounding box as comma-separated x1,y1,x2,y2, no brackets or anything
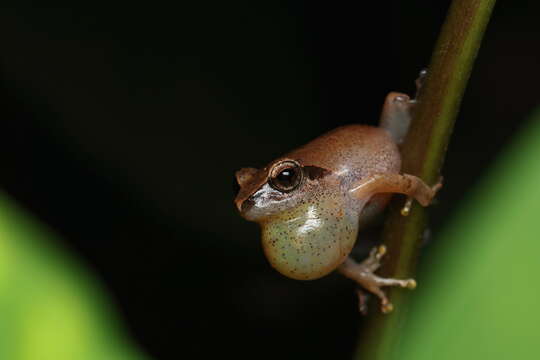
269,160,303,193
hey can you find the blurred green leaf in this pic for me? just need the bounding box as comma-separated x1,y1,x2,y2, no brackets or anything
0,193,149,360
394,108,540,359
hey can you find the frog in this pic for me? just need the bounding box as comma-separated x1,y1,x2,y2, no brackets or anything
233,73,442,313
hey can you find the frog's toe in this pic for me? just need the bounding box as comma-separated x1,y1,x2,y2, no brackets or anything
405,279,417,289
381,302,394,314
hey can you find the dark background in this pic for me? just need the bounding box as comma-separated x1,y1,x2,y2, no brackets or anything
1,1,538,359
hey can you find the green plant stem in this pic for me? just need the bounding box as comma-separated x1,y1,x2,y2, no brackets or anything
355,1,495,359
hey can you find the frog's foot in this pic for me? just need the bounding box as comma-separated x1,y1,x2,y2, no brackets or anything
355,288,370,316
338,246,416,314
401,176,443,216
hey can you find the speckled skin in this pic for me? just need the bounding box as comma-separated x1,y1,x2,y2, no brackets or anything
235,125,401,280
285,125,401,183
261,193,360,280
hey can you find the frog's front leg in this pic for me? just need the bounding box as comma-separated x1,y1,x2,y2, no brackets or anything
349,173,442,212
338,245,416,314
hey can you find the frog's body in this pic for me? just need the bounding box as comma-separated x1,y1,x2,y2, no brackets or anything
234,85,441,313
286,125,401,182
260,125,399,280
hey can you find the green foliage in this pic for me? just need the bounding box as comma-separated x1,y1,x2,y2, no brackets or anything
393,108,540,359
0,193,148,360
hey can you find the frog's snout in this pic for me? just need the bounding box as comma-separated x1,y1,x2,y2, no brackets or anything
234,167,264,213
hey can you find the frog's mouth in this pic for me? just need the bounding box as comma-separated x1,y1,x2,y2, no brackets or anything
239,197,255,213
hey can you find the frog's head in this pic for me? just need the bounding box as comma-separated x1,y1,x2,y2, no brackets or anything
234,158,331,223
234,159,358,280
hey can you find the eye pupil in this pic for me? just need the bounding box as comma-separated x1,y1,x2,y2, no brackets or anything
277,169,295,183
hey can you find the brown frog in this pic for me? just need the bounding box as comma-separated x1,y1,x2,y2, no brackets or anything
234,75,441,313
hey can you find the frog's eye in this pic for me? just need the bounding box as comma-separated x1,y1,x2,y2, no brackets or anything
269,160,303,193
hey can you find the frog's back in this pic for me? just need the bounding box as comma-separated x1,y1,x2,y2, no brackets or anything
286,125,401,183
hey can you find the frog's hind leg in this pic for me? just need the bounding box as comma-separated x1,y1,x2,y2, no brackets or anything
338,245,416,314
379,69,427,145
379,92,414,145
